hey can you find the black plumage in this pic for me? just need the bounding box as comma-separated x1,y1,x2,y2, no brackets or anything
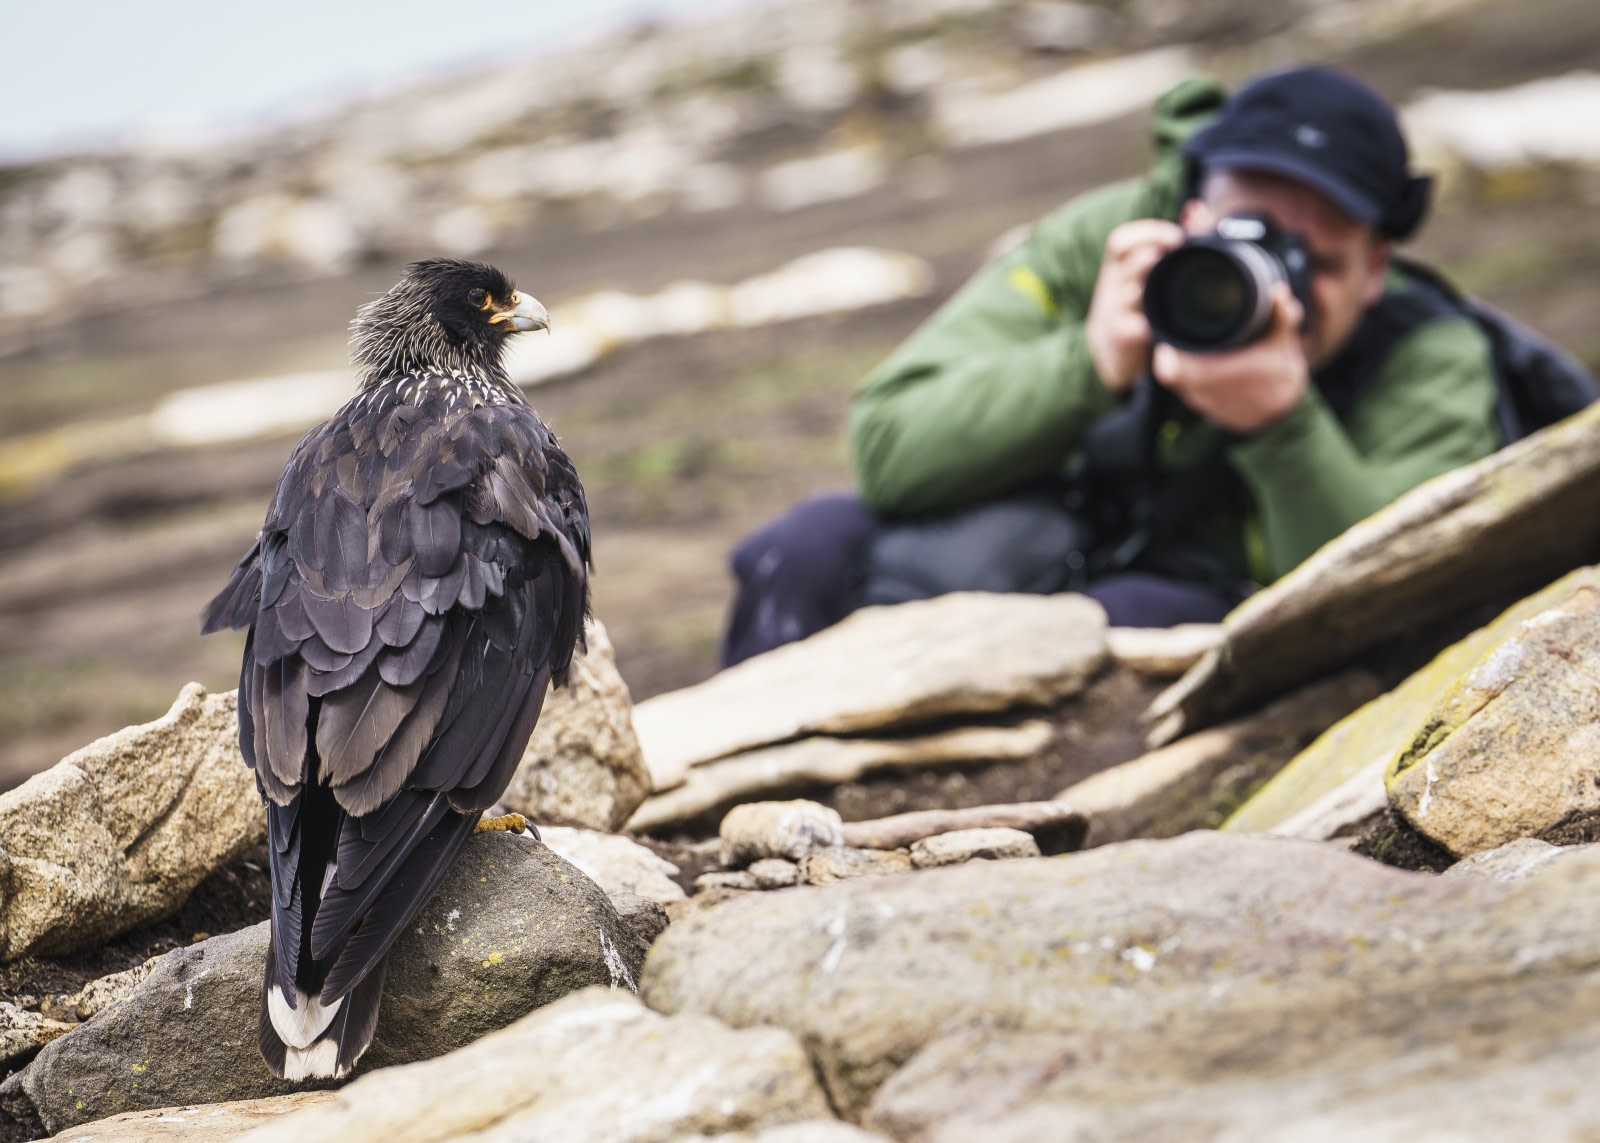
202,259,589,1081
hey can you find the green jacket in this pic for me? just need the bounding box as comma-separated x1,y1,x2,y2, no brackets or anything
849,78,1500,585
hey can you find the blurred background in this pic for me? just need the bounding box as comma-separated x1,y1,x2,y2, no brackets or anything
1,0,1598,790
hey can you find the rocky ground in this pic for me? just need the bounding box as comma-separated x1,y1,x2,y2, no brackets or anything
1,303,1600,1140
5,401,1600,1135
2,0,1600,1136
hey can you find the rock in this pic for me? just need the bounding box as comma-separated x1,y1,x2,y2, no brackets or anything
643,832,1600,1131
757,149,887,212
720,801,844,866
908,829,1040,868
1128,0,1299,42
69,958,160,1020
0,1002,73,1069
606,892,671,948
430,206,493,256
1263,761,1389,842
0,683,263,960
1405,73,1600,170
1442,838,1595,883
697,871,760,892
728,248,934,326
500,620,650,833
840,801,1084,854
774,46,861,114
213,195,361,272
1060,671,1380,847
537,825,685,905
629,721,1055,834
53,1093,337,1141
4,833,648,1134
633,594,1106,793
933,48,1194,147
880,41,953,98
798,848,913,886
149,370,351,448
1228,568,1600,836
1015,1,1118,53
230,988,833,1143
1150,404,1600,743
1388,578,1600,855
748,858,800,889
665,886,754,923
1105,624,1223,678
677,1124,893,1143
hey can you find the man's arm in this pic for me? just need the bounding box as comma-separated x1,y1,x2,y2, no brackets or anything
850,181,1158,517
1227,315,1501,579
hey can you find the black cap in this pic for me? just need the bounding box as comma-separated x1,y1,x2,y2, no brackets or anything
1182,65,1432,241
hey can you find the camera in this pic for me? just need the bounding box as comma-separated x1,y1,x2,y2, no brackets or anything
1142,213,1315,353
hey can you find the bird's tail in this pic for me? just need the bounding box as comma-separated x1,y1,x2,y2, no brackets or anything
258,939,388,1081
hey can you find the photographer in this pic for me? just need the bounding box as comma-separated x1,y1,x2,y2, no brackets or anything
721,66,1502,666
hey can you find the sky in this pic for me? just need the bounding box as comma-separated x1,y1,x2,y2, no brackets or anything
0,0,721,161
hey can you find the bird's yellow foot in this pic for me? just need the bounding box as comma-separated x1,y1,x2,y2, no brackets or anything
475,812,528,834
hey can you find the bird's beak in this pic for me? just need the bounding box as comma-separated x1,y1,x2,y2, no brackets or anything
490,291,549,333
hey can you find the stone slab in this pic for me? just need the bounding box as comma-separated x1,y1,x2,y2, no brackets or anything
633,593,1106,791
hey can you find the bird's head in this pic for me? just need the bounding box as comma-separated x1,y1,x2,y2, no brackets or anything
349,259,549,389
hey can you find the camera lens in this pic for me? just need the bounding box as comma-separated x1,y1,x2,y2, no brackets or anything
1168,249,1249,344
1144,245,1261,352
1143,231,1286,353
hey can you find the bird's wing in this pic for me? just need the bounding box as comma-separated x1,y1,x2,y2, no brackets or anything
203,390,589,1003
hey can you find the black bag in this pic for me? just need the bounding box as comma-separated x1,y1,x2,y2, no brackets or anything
856,488,1094,607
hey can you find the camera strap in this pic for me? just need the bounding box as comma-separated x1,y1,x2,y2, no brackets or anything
1077,377,1256,600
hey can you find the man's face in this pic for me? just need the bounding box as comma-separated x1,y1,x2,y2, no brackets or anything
1180,168,1389,369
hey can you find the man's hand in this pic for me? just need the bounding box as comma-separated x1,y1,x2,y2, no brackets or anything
1086,219,1186,394
1151,284,1310,434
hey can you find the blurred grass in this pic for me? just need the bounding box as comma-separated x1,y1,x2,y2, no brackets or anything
558,340,878,530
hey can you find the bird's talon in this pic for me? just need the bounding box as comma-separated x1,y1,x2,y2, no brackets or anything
475,812,528,834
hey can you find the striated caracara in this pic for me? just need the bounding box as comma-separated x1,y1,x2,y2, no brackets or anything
202,258,590,1081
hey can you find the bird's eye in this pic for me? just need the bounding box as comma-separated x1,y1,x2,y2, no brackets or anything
468,288,488,307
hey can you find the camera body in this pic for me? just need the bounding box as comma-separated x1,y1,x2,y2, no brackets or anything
1142,213,1315,353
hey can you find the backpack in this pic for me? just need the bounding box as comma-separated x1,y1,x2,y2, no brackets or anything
1389,257,1598,442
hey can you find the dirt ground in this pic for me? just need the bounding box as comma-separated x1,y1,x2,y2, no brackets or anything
2,0,1600,792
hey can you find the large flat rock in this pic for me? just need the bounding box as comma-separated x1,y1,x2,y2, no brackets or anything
0,683,263,961
1227,566,1600,835
628,721,1054,834
233,988,832,1143
4,833,649,1135
53,1093,336,1142
1149,403,1600,741
642,831,1600,1133
633,593,1107,791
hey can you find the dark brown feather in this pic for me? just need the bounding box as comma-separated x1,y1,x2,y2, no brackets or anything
316,670,424,786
